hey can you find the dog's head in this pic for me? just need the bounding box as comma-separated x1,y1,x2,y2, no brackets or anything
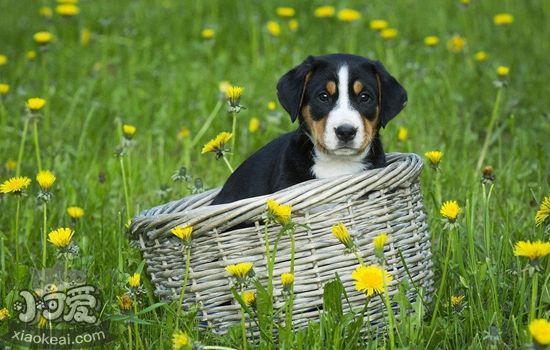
277,54,407,156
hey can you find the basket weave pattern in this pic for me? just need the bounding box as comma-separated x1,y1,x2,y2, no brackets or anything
130,153,433,331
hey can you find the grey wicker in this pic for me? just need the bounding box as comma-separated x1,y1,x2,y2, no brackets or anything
130,152,433,332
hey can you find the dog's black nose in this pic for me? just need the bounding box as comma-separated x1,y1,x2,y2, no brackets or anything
335,124,357,142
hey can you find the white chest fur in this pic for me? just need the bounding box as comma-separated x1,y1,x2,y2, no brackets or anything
310,148,370,179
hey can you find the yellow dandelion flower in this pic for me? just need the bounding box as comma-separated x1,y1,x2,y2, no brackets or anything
267,101,276,111
529,319,550,346
281,272,294,287
26,50,37,61
249,118,260,133
36,170,56,191
0,54,7,66
33,31,54,45
81,28,91,47
460,0,471,6
201,28,215,40
440,201,461,222
448,34,466,53
373,233,388,251
56,4,80,16
225,262,254,279
0,176,31,194
67,206,84,219
380,28,398,40
117,294,133,310
352,265,393,297
172,330,190,350
5,160,17,171
26,98,46,112
48,227,74,248
474,51,488,62
331,222,353,248
266,198,292,225
267,21,281,37
424,35,440,46
128,273,141,287
171,226,193,242
39,6,53,18
276,7,295,18
535,196,550,226
425,150,443,166
288,19,299,31
493,13,513,26
242,290,255,306
177,127,190,140
397,127,408,142
514,240,550,261
451,295,464,306
201,132,232,154
370,19,388,31
314,5,335,18
226,85,244,107
337,8,361,22
496,66,510,77
122,124,136,139
0,83,10,95
0,307,9,320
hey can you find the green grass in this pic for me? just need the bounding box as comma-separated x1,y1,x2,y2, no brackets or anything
1,0,549,348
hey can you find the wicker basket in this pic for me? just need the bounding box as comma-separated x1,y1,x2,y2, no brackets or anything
129,153,433,332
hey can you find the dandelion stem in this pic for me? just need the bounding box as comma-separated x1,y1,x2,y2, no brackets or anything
482,183,494,254
240,292,247,350
222,155,234,173
286,231,296,336
190,100,223,148
14,197,21,266
353,251,365,266
42,202,47,269
430,227,454,326
529,272,538,322
434,170,442,205
175,246,191,329
133,303,143,350
0,231,5,280
127,324,133,350
230,112,237,162
381,292,395,350
16,118,30,177
476,87,503,173
33,119,42,171
119,157,132,222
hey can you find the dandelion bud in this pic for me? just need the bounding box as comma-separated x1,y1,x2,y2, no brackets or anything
281,272,294,289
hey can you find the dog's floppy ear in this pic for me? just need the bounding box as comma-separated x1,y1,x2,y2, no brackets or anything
277,56,315,122
372,60,408,128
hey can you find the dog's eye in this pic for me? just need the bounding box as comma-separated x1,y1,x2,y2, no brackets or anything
318,92,329,102
359,92,371,103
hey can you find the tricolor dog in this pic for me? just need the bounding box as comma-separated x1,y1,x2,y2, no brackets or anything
212,53,407,205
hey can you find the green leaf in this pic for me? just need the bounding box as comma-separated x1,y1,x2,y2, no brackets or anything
323,277,344,320
136,301,167,315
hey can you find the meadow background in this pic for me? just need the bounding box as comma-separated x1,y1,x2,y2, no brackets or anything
0,0,549,349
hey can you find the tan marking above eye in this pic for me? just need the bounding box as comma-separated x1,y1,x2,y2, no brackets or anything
353,80,363,95
326,81,337,95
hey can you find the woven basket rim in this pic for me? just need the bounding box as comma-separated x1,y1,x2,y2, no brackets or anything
130,152,423,239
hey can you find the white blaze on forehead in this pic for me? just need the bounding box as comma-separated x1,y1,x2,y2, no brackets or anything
323,65,365,151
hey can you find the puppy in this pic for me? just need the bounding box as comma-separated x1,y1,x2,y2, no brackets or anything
212,53,407,205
